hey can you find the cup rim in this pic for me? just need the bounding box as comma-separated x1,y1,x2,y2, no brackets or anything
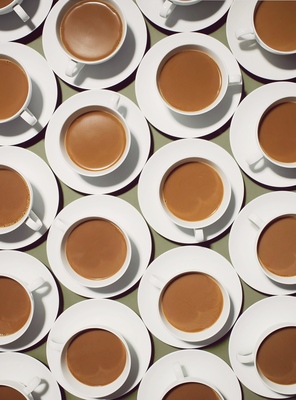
156,270,231,342
60,104,131,177
0,54,32,123
159,157,231,230
56,0,127,65
155,44,228,116
60,216,132,288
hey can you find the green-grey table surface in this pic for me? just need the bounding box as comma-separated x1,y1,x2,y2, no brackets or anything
6,1,296,399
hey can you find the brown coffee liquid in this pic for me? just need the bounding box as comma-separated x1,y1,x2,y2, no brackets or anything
67,328,127,386
258,102,296,164
254,1,296,52
66,219,128,280
158,50,221,112
162,161,224,222
0,0,13,7
0,168,30,228
163,382,220,400
65,110,126,172
257,215,296,277
0,277,31,336
161,272,224,333
0,386,26,400
60,0,123,61
257,327,296,385
0,58,28,120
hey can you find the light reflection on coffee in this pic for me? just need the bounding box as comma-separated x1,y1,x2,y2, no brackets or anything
0,386,26,400
163,382,220,400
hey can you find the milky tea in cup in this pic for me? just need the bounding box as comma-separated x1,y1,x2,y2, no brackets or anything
58,0,127,76
61,217,131,288
0,377,41,400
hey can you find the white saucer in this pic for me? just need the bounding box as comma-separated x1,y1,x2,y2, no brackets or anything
136,0,233,33
230,82,296,188
0,42,58,146
135,32,242,139
137,139,244,243
42,0,147,90
0,250,59,351
0,0,53,42
138,246,243,348
229,295,296,398
46,299,152,400
0,146,59,250
226,0,296,81
46,194,152,298
138,349,242,400
0,352,62,399
229,191,296,296
45,89,151,194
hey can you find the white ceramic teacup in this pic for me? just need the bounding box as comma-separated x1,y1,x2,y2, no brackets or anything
235,0,296,55
0,0,29,22
159,157,232,243
246,97,296,170
237,322,296,395
0,164,42,235
50,324,131,398
55,214,131,288
60,93,131,177
160,362,224,399
150,270,231,342
0,55,37,126
156,44,242,116
56,0,127,77
0,273,44,345
0,377,41,400
249,212,296,285
160,0,202,19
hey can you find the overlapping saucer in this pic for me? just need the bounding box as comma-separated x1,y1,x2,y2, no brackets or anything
42,0,147,90
135,32,242,138
138,246,243,348
138,139,244,243
45,89,151,194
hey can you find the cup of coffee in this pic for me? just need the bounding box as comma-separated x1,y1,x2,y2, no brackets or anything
60,94,131,177
237,322,296,395
159,157,231,242
0,0,30,22
156,44,242,116
249,212,296,285
160,0,202,19
56,0,127,77
0,273,44,345
150,270,230,342
0,165,43,235
0,55,37,126
246,98,296,169
0,377,41,400
56,214,131,288
50,325,131,398
161,362,224,400
235,0,296,55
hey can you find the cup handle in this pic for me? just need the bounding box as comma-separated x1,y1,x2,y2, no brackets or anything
24,377,41,395
20,108,37,126
13,4,30,22
228,74,242,86
25,210,43,232
149,274,165,289
27,277,45,292
235,26,256,41
108,93,121,111
248,213,265,230
236,352,255,364
194,228,204,243
66,59,85,77
245,150,264,167
173,362,185,379
160,0,176,18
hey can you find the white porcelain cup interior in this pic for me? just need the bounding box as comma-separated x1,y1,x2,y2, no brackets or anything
0,274,44,345
0,377,42,400
0,165,42,235
236,322,296,396
60,94,131,177
160,0,202,19
156,44,242,116
0,0,30,22
150,271,231,342
50,325,131,398
56,0,127,77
